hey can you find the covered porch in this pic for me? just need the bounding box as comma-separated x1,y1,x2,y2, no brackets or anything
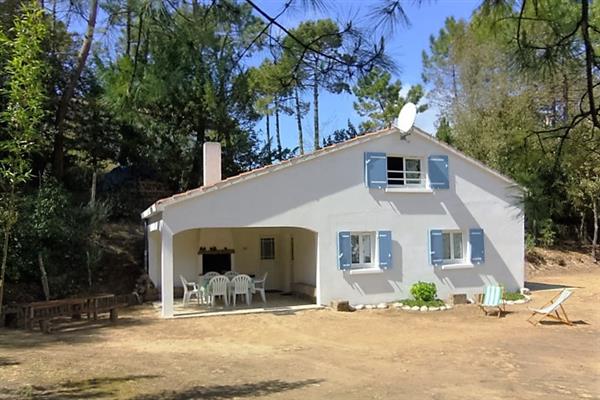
155,292,320,318
147,225,319,317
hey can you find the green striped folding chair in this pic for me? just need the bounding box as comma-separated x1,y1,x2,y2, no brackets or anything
479,285,505,318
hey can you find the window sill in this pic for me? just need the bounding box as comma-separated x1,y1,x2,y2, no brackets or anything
385,187,433,193
348,268,385,275
440,263,474,270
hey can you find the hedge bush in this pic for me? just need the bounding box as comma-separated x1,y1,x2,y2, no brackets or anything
410,281,437,302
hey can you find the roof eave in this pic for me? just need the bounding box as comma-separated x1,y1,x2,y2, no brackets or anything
141,203,161,219
411,127,525,191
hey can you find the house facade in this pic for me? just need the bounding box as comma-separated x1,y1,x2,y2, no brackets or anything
142,127,524,317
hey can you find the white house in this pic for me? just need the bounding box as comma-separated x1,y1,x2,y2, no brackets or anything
142,126,524,317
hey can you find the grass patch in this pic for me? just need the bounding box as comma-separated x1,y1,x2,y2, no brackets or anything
503,292,525,301
398,299,446,307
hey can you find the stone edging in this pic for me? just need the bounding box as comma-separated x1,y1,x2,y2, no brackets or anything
503,294,531,305
353,302,452,312
353,294,531,312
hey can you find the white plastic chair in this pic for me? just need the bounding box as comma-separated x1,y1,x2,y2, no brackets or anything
202,271,220,280
224,271,239,279
230,274,252,306
180,275,200,306
207,276,229,307
252,272,268,303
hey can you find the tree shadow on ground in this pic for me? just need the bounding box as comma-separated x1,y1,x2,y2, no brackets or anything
0,316,154,350
0,357,19,366
130,379,324,400
525,282,582,292
0,375,160,400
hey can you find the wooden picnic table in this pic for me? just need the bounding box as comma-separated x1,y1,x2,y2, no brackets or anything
15,294,121,334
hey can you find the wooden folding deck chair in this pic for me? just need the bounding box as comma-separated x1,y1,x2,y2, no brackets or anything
479,285,505,318
527,289,573,326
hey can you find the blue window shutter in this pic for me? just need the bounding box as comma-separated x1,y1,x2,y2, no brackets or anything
378,231,392,269
364,152,387,189
337,231,352,270
470,228,485,264
428,155,449,189
429,229,443,266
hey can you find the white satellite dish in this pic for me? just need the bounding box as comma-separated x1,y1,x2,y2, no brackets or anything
395,102,417,133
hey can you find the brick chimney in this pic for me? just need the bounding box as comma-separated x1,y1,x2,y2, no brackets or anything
203,142,221,186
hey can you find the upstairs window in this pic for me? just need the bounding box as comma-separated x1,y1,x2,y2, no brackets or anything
387,156,423,187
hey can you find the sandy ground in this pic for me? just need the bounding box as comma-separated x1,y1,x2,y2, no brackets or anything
1,271,599,400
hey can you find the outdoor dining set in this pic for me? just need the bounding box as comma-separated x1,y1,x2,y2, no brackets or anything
179,271,268,307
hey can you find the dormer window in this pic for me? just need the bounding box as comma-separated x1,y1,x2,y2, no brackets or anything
387,156,424,187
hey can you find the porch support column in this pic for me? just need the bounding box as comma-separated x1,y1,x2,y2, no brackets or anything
315,232,322,305
161,222,174,318
148,231,160,287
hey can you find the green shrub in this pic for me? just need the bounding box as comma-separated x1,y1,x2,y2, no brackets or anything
525,233,536,252
538,218,556,247
503,291,525,301
410,281,437,302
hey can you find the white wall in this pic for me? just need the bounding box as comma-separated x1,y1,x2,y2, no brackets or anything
159,131,524,305
288,228,317,287
173,229,198,286
231,227,283,290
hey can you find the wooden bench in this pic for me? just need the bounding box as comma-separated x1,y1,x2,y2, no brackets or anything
20,294,121,334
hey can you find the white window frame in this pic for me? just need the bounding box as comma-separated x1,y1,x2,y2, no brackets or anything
386,155,426,188
350,231,376,269
260,237,275,260
441,230,464,264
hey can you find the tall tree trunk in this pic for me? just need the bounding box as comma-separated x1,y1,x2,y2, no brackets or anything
189,124,206,188
90,169,97,206
313,77,320,151
593,199,598,262
581,0,599,128
275,102,282,160
51,0,57,34
562,73,569,121
265,113,272,164
86,251,93,288
451,66,459,105
0,228,9,324
52,0,99,179
0,187,15,318
129,9,145,94
579,211,586,244
125,0,132,56
294,87,304,155
38,253,50,301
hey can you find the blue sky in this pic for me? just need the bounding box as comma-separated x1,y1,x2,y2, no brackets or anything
253,0,479,151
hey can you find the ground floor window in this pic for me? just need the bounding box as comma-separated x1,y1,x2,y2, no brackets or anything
351,232,374,267
260,237,275,260
442,231,463,263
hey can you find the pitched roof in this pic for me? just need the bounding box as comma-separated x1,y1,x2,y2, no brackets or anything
141,126,521,218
